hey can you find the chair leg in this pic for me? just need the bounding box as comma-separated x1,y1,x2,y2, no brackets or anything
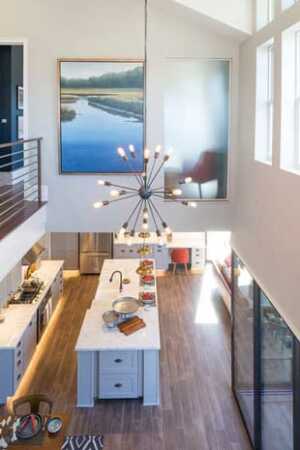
172,263,177,275
184,263,188,274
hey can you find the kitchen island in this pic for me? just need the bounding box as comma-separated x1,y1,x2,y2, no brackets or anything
75,259,160,407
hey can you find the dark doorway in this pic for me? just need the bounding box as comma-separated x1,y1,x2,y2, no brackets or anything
0,45,23,144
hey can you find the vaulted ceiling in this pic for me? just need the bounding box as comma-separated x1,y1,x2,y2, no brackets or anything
172,0,253,37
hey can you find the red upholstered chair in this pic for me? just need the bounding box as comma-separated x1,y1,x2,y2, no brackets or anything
185,150,218,198
171,248,190,274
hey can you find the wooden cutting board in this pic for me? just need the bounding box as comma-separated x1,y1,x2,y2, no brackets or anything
118,316,146,336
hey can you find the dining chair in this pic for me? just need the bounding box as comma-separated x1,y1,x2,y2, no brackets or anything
171,248,189,274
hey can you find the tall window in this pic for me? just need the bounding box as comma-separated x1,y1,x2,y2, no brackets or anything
295,31,300,167
281,23,300,173
255,41,274,164
257,0,275,30
282,0,296,10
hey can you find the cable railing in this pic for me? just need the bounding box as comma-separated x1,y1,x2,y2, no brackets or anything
0,137,43,234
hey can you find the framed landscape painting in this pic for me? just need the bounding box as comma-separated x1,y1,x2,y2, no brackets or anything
58,59,145,174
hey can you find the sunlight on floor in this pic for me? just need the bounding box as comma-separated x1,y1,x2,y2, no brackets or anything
194,264,219,325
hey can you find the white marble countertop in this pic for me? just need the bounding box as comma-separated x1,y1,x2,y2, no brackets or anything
0,260,64,349
76,259,161,351
114,232,205,248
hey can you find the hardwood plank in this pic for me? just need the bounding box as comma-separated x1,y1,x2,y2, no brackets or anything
0,269,251,449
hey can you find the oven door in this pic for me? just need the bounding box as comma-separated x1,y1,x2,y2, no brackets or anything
37,291,53,342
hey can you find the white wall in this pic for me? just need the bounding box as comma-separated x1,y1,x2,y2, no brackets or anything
0,0,240,233
233,2,300,338
173,0,253,35
0,206,47,284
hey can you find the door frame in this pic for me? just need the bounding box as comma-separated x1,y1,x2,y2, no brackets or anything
0,38,29,141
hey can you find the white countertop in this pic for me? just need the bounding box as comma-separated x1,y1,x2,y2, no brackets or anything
0,260,64,349
114,232,205,248
76,259,161,352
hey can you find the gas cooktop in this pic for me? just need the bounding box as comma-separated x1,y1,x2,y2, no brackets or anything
8,279,44,305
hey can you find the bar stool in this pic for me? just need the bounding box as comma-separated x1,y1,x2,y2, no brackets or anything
171,248,189,274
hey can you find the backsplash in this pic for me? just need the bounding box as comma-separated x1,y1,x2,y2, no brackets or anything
0,262,22,308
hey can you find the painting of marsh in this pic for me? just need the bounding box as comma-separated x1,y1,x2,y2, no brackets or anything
58,60,144,173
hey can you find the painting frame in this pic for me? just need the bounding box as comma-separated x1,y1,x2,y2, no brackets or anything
57,58,146,175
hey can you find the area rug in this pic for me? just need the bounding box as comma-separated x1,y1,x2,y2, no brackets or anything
61,435,104,449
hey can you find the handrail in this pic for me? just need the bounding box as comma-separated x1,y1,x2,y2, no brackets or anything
0,137,44,240
0,137,43,150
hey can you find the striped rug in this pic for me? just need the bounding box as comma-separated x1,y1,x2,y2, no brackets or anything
61,435,104,449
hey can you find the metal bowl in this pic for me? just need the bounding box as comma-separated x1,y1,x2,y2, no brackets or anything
103,310,120,328
112,297,140,317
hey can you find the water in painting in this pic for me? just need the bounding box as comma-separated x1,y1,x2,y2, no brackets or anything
59,61,144,173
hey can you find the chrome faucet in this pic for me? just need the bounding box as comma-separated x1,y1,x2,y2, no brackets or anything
109,270,123,293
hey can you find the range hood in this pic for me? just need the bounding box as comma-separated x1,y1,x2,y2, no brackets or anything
23,242,45,265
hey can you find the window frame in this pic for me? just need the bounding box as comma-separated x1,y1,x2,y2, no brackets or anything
294,30,300,169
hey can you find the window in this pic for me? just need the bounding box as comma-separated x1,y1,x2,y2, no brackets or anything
232,252,300,450
257,0,275,30
255,40,274,164
282,0,296,10
281,23,300,173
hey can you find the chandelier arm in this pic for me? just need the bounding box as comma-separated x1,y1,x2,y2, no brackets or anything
148,198,165,223
148,199,159,231
105,183,139,192
152,193,183,204
122,158,144,187
132,199,144,231
147,158,157,188
106,193,139,204
125,198,143,226
151,186,164,192
147,160,165,188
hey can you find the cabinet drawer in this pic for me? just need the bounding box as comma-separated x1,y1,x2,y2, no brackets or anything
99,373,138,399
99,351,138,373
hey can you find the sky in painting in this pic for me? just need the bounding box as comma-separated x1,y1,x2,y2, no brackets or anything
61,61,143,80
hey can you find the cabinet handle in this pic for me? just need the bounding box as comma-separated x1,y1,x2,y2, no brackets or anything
17,374,22,381
17,360,22,367
17,350,22,357
29,321,32,327
17,341,21,348
114,383,123,388
114,358,123,364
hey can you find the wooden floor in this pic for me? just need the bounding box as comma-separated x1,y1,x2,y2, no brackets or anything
0,268,252,450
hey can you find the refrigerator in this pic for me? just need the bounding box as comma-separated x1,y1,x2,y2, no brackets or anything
79,233,113,274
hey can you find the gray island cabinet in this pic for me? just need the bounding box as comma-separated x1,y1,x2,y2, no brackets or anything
75,259,160,407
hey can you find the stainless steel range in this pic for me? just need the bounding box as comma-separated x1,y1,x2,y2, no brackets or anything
8,279,44,305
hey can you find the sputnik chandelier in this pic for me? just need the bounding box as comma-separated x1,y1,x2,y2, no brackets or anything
94,146,197,246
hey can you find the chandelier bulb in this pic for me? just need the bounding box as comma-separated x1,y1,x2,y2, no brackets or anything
164,147,173,162
110,190,120,198
117,147,128,160
93,200,109,209
144,148,150,163
172,188,182,196
129,144,136,158
154,145,162,159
